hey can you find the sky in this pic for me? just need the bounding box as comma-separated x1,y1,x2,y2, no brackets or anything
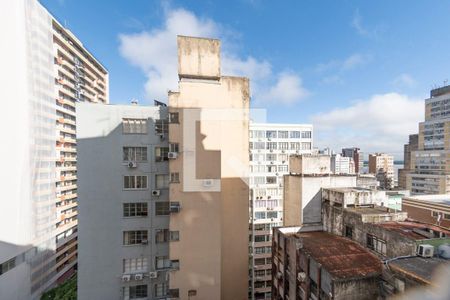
41,0,450,159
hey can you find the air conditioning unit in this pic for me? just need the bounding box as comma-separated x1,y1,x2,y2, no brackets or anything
122,275,131,282
149,271,158,279
134,274,143,281
417,244,434,258
170,202,181,213
168,152,178,159
158,133,165,140
152,189,161,197
141,239,148,245
203,179,213,187
297,272,306,282
128,161,137,168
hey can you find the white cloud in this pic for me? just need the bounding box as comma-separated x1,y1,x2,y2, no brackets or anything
259,72,310,105
311,93,423,159
118,7,307,105
351,9,369,36
316,53,371,73
392,73,416,88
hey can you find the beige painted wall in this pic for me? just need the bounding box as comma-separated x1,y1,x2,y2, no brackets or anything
169,36,249,300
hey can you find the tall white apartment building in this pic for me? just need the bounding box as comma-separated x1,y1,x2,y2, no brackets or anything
0,1,108,299
331,153,354,174
248,123,313,300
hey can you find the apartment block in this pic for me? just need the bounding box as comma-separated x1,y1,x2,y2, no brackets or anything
398,134,419,189
76,103,169,300
330,153,354,174
407,85,450,194
342,147,364,174
272,228,382,300
0,1,108,299
249,123,313,300
402,195,450,228
167,36,250,300
283,155,357,226
369,153,394,189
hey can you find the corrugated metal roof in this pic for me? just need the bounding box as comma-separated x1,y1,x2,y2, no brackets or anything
376,221,450,240
295,231,382,280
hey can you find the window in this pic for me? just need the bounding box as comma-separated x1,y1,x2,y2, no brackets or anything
301,131,312,138
171,259,180,270
0,258,16,275
169,143,179,153
266,142,277,150
123,118,147,134
155,119,168,135
155,256,171,270
366,234,386,255
155,174,169,189
301,142,311,150
345,225,353,239
170,172,180,183
169,289,180,298
255,269,265,276
169,112,179,123
278,165,288,172
267,211,278,219
123,203,148,217
123,231,148,245
124,176,148,189
155,229,169,243
278,131,288,138
155,202,170,216
278,154,288,162
254,258,266,265
155,147,169,162
253,142,265,149
123,285,148,299
154,283,168,297
266,154,277,161
267,165,277,173
290,142,300,150
170,231,180,241
279,142,289,150
290,131,300,138
266,130,277,138
123,257,148,273
123,147,147,162
445,214,450,220
255,212,266,220
266,176,277,184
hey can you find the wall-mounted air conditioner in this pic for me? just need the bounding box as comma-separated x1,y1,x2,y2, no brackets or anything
149,271,158,279
170,202,181,213
128,161,137,168
168,152,178,159
141,239,148,245
134,274,143,281
152,189,161,197
297,272,306,282
122,275,131,282
417,244,434,258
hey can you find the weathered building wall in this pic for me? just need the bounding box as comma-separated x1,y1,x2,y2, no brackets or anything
334,277,380,300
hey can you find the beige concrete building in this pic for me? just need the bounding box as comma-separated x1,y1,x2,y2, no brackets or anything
398,134,419,189
0,1,108,298
283,155,357,226
369,153,394,189
407,85,450,194
167,36,249,300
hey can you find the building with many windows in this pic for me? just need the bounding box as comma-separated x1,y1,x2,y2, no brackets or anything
342,147,364,174
398,134,419,189
77,103,169,300
0,1,108,298
369,153,395,189
248,123,313,300
407,85,450,194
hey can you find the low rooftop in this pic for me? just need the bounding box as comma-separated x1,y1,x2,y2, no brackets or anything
403,195,450,206
388,256,449,285
294,231,382,280
376,221,450,240
345,206,403,216
325,187,373,193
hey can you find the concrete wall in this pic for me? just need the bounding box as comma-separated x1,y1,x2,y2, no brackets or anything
77,103,169,300
289,155,331,175
168,36,249,300
284,175,357,226
334,277,380,300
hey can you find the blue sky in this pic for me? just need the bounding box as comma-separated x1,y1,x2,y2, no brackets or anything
41,0,450,158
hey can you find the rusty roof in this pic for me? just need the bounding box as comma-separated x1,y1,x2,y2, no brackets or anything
375,221,450,240
295,231,382,280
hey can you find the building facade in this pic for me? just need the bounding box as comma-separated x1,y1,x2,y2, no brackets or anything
407,85,450,194
0,1,108,299
248,123,313,300
283,155,357,226
402,195,450,228
331,153,354,174
342,147,364,174
398,134,419,189
167,36,250,300
369,153,394,189
76,103,169,300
